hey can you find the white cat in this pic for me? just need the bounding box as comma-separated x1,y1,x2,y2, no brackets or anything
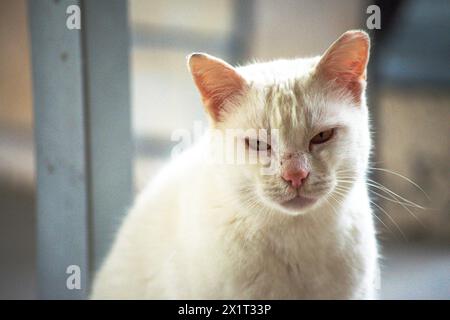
91,30,379,299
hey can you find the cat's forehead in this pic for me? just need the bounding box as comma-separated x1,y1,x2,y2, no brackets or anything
237,57,328,129
231,57,352,137
254,76,329,131
262,82,317,139
237,57,320,86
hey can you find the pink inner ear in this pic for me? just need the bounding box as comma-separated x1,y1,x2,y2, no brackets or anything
317,31,370,103
189,54,246,122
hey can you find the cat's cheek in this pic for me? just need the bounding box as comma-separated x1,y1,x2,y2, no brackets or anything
312,146,331,161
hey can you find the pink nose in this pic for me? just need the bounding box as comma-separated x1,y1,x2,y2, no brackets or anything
282,168,309,188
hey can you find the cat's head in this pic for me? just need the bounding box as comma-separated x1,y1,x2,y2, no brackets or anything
188,30,371,215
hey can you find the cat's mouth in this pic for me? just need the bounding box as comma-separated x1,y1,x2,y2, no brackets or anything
281,195,317,210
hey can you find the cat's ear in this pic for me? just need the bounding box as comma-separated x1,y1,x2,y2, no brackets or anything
316,30,370,103
188,53,247,122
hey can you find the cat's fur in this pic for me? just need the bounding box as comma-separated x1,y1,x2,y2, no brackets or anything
91,30,379,299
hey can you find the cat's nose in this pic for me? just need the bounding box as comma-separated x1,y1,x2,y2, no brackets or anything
282,168,309,189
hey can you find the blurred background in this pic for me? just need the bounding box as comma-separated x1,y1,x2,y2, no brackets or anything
0,0,449,299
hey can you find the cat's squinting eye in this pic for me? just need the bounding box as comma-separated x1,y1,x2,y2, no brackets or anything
310,128,335,146
245,138,271,151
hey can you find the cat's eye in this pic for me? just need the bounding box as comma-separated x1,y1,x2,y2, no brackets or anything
310,129,335,146
245,138,271,151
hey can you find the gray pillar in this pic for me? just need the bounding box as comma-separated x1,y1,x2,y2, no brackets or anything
28,0,132,299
